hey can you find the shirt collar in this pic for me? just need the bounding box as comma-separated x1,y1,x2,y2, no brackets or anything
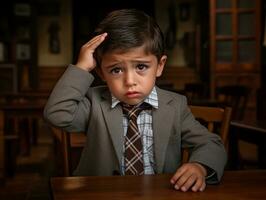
111,87,158,109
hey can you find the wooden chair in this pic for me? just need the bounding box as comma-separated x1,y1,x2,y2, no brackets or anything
51,127,86,176
229,87,266,169
182,105,232,162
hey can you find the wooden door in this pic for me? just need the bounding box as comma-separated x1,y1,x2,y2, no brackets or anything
209,0,261,119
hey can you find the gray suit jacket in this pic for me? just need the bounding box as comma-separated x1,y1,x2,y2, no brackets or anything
44,65,227,183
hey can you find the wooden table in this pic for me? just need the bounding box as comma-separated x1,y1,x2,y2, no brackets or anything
50,170,266,200
229,120,266,169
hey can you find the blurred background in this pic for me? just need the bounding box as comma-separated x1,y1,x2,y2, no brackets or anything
1,0,266,199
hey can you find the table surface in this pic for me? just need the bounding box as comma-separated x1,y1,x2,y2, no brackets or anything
50,170,266,200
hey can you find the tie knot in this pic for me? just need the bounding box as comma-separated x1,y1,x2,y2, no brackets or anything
122,102,151,120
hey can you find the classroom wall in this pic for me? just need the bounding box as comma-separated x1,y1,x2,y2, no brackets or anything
37,0,197,68
155,0,197,67
37,0,72,67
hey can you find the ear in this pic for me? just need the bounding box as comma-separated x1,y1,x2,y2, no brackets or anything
156,55,167,77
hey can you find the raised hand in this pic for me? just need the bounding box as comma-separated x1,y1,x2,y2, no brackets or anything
75,33,107,71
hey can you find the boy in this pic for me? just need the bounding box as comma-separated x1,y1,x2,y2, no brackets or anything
44,9,226,192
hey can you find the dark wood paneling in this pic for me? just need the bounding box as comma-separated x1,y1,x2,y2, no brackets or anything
157,67,200,90
38,66,66,92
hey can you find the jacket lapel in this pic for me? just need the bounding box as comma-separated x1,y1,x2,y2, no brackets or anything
153,88,175,173
100,90,124,168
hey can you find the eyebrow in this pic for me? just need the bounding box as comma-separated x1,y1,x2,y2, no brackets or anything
102,60,152,69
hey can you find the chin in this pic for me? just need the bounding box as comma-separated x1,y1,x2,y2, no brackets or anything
123,99,143,105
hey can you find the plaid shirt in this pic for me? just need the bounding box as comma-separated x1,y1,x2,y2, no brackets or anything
111,87,158,175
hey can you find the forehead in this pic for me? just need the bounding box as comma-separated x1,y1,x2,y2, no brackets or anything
101,45,154,61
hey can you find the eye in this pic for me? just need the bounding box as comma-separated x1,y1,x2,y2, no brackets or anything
136,64,148,71
110,67,122,74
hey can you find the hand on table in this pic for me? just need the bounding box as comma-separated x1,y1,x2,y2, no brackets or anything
170,162,207,192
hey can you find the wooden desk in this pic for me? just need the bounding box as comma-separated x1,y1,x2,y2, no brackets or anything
50,170,266,200
229,120,266,169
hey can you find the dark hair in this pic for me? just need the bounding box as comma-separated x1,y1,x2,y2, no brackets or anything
94,9,165,65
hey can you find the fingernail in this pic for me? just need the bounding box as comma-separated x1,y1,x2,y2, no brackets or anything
175,185,179,190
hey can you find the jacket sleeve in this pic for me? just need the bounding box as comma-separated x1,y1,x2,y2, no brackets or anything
43,64,94,133
180,96,227,184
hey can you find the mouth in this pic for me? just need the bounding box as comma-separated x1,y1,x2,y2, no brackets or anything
125,91,141,98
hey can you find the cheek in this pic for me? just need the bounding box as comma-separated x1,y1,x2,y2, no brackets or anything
105,79,122,92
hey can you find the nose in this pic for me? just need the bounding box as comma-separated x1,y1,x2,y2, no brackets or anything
124,70,136,87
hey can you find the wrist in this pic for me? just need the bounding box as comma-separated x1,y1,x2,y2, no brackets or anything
75,62,94,72
193,162,207,177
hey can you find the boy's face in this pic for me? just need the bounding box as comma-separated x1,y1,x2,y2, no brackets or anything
97,46,167,105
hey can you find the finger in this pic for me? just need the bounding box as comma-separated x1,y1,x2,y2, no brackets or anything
173,171,192,190
191,176,205,192
170,166,187,185
179,173,196,192
199,180,206,192
84,33,106,45
85,33,107,49
82,36,102,49
84,34,107,53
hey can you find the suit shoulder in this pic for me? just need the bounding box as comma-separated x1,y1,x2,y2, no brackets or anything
156,87,187,102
